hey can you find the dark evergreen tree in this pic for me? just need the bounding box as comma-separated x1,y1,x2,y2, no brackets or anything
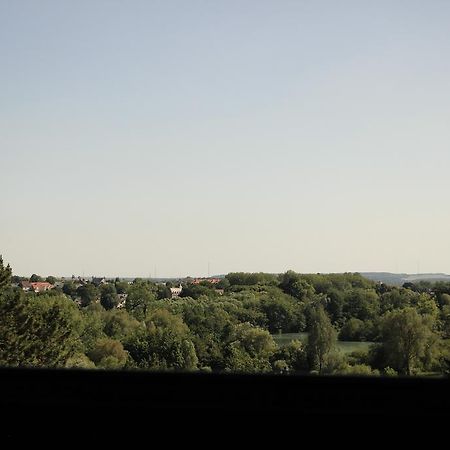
0,255,12,290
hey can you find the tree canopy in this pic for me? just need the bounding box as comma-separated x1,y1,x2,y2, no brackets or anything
1,265,449,377
0,292,83,367
306,305,337,374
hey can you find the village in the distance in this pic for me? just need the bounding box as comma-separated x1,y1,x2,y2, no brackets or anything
16,274,225,307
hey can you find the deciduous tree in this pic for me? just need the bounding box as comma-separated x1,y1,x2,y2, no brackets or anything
87,337,128,369
306,305,337,374
124,310,198,370
30,274,43,282
380,308,437,375
100,284,119,310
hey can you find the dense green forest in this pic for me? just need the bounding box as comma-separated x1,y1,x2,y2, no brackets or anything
1,257,449,376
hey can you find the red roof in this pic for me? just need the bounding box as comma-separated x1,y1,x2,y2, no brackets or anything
30,282,54,292
191,277,221,284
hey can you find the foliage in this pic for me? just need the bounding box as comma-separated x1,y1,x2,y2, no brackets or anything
115,281,129,295
338,364,380,376
320,350,348,374
0,291,83,367
339,318,375,341
306,305,337,374
79,304,106,352
77,283,99,306
30,274,43,282
271,339,308,373
226,272,277,286
63,281,78,298
124,310,198,370
100,284,119,310
126,282,156,320
45,276,56,285
379,308,438,375
2,265,450,377
224,323,276,373
0,256,12,289
87,338,128,369
156,284,171,300
65,353,96,369
279,271,315,301
342,288,380,321
260,293,302,333
103,309,141,341
441,305,450,338
380,288,417,314
272,359,289,374
179,283,218,300
326,288,345,325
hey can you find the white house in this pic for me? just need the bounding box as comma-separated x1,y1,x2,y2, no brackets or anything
170,286,182,298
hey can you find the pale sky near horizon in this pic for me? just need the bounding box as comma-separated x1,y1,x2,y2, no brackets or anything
1,0,450,278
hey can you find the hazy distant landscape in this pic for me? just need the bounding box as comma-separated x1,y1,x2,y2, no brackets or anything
55,272,450,287
361,273,450,286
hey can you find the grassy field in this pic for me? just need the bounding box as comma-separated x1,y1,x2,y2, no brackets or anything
272,332,373,354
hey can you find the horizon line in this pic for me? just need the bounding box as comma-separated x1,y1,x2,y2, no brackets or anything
13,271,450,280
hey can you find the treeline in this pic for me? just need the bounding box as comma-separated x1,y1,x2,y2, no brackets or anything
1,258,449,376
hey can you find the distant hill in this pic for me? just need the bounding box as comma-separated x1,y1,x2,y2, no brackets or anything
360,272,450,286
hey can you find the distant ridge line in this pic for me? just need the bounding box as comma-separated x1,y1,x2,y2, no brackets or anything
360,272,450,286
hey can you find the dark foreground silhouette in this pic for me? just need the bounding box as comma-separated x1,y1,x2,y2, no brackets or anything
1,367,449,415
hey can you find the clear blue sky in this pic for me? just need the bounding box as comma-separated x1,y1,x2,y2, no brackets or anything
1,0,450,277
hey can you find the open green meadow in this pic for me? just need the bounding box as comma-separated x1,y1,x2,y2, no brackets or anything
272,333,373,354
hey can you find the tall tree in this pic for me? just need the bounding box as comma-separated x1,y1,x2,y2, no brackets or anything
126,283,156,320
30,274,43,282
380,308,437,375
156,284,172,300
100,284,119,310
306,305,337,374
45,276,56,285
63,281,78,298
77,283,99,306
0,256,12,290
